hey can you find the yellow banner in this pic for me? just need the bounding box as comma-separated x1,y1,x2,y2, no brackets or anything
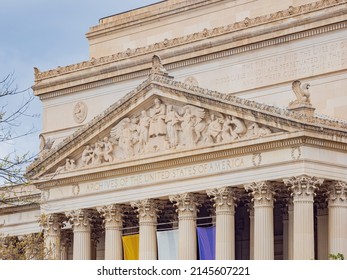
122,234,139,260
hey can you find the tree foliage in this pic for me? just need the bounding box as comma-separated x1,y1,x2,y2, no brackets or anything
0,232,44,260
0,73,36,186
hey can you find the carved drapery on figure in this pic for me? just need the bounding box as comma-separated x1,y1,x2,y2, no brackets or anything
55,97,278,173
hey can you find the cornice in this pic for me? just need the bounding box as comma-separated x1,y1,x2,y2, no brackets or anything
88,0,226,38
33,0,347,98
34,134,347,189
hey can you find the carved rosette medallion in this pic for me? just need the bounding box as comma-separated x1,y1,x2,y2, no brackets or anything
327,181,347,206
73,101,88,123
244,181,275,207
284,175,323,201
207,187,237,215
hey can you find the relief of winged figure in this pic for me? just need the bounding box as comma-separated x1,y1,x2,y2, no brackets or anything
289,80,312,108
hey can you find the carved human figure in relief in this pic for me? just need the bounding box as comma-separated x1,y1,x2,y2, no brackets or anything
101,137,113,162
221,116,233,142
129,117,140,146
179,105,206,147
289,80,312,108
138,110,150,153
81,145,94,166
165,105,181,148
65,158,76,171
111,118,133,159
92,142,104,165
204,114,222,144
247,122,272,137
230,116,247,140
149,98,167,137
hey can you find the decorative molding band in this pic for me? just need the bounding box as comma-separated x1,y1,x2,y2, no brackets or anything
35,0,347,82
38,19,347,100
35,135,347,189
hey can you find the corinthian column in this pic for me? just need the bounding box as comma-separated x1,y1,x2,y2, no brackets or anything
66,209,93,260
284,175,323,260
245,181,275,260
170,193,199,260
40,213,64,260
327,181,347,257
131,199,158,260
97,204,124,260
207,187,236,260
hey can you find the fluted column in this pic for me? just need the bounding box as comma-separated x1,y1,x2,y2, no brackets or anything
40,213,63,260
207,187,236,260
66,209,93,260
131,199,158,260
245,182,275,260
287,201,294,260
170,193,199,260
284,175,323,260
97,204,124,260
327,181,347,257
248,204,254,260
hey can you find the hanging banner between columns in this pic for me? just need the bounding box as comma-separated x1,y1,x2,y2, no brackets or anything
122,234,139,260
197,226,216,260
157,229,179,260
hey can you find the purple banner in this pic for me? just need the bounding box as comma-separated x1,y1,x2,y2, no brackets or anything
197,226,216,260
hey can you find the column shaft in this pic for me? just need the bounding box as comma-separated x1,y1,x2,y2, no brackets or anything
131,199,158,260
245,182,274,260
40,214,63,260
284,176,323,260
98,205,124,260
66,209,92,260
170,193,198,260
207,187,236,260
328,181,347,257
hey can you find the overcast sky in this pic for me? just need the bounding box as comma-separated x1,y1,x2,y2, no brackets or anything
0,0,159,163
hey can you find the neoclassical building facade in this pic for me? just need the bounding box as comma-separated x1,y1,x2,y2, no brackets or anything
1,0,347,260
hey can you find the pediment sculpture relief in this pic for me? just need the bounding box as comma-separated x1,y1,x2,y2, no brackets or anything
55,97,279,173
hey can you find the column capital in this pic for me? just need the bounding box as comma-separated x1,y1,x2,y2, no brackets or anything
131,199,159,224
207,187,237,214
97,204,124,229
327,181,347,206
169,193,200,218
244,181,275,207
39,213,64,235
66,209,94,231
284,175,323,199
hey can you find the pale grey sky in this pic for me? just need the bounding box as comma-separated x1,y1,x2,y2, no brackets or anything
0,1,160,162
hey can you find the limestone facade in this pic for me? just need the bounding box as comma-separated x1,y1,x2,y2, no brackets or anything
1,0,347,260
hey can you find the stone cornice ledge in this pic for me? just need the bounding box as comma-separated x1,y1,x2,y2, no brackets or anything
34,133,347,189
88,0,227,37
33,0,347,98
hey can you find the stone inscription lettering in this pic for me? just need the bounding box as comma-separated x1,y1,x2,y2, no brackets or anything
215,39,347,92
85,157,245,193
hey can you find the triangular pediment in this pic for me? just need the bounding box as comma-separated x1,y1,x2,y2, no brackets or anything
27,74,347,180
